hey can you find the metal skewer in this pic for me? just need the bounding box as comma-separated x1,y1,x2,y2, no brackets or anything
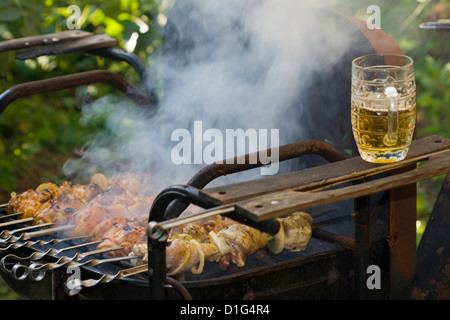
148,205,236,241
67,213,355,295
0,223,56,239
0,212,24,220
0,217,34,228
0,212,25,221
0,236,92,252
25,250,138,281
0,224,75,243
4,245,127,281
66,263,148,296
5,223,55,235
1,240,103,265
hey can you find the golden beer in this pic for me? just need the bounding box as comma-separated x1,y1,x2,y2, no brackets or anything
351,95,416,163
351,54,416,163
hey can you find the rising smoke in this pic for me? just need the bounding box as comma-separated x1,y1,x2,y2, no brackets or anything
64,0,370,190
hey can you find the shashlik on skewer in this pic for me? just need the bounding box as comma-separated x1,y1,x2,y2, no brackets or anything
128,211,313,275
4,173,154,256
94,216,147,257
5,172,153,227
6,174,107,222
6,182,62,220
3,173,313,276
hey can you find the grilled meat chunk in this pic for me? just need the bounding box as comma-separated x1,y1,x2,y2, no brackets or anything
210,224,270,269
267,211,313,254
6,182,61,219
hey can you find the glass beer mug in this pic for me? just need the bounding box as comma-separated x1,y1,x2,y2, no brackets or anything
351,53,416,163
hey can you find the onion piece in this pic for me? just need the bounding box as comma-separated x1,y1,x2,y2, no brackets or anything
190,240,205,274
90,173,109,190
266,220,286,254
209,231,230,257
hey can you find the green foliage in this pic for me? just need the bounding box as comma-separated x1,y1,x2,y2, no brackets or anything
416,57,450,137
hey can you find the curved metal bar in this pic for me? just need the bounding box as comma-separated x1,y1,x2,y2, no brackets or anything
148,184,216,223
0,70,152,115
164,139,349,219
188,139,348,188
147,184,210,300
165,276,193,300
87,47,159,106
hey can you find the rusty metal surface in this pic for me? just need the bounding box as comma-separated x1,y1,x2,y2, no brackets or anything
409,174,450,300
187,139,348,189
1,136,450,299
0,70,152,115
87,47,159,106
0,136,447,299
0,32,158,107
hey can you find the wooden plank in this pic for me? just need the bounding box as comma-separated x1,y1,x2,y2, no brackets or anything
200,135,450,205
0,30,93,53
231,149,450,222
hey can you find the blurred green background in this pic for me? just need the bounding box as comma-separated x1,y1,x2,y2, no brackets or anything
0,0,448,299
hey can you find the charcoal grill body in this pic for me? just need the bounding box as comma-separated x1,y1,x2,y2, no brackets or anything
0,208,389,300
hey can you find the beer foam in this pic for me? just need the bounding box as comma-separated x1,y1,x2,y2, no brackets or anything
355,92,415,112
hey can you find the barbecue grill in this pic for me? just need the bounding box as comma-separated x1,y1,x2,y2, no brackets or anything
1,6,449,301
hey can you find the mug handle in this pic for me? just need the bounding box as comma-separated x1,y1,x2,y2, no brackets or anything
384,86,398,146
